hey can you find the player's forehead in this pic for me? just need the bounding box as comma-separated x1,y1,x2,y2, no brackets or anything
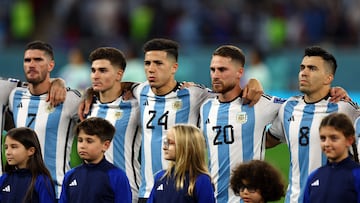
24,49,47,59
301,56,325,68
144,50,168,61
92,59,113,68
210,55,233,68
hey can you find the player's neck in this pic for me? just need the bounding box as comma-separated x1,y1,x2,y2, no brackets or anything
304,87,331,103
218,86,242,102
99,84,122,103
28,80,51,95
152,79,177,96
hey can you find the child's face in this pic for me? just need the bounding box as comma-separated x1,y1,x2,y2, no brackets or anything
77,130,110,164
4,136,34,169
163,129,176,161
319,126,353,163
239,180,264,203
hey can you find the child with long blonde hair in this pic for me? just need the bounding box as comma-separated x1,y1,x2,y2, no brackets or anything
148,124,215,203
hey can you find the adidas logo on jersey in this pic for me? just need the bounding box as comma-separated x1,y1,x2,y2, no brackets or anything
17,102,23,108
143,100,149,106
69,179,77,186
156,184,164,191
288,116,294,122
311,179,319,186
2,185,10,192
205,118,210,124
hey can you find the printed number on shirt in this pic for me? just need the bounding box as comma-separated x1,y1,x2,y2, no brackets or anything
213,125,234,145
146,110,169,130
27,113,36,127
299,126,309,146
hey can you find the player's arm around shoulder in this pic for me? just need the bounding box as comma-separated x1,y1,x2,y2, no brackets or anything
63,88,82,117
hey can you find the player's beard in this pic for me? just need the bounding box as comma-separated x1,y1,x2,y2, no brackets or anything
26,71,47,85
212,81,236,94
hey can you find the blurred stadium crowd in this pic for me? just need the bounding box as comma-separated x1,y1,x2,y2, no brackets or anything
1,0,360,93
1,0,360,50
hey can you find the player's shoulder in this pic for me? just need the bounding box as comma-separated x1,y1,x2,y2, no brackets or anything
261,94,287,104
66,88,82,98
340,99,359,110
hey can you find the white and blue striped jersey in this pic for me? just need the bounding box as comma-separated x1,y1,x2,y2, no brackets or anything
133,81,211,198
200,94,283,203
269,95,360,203
87,96,141,203
0,78,21,175
354,116,360,161
8,87,81,198
0,79,21,132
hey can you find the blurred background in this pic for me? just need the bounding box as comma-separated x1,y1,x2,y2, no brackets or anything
2,1,360,202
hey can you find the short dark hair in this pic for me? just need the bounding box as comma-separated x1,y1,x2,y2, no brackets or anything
213,45,245,66
230,160,285,202
304,46,337,75
75,117,115,142
25,40,54,60
143,38,179,61
89,47,127,70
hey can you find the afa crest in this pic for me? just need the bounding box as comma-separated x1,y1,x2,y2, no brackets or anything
236,112,247,124
46,104,55,113
172,100,182,110
113,110,123,120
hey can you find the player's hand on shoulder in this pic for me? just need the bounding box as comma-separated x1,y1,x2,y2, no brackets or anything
330,86,351,103
242,78,263,106
47,78,66,107
78,87,95,121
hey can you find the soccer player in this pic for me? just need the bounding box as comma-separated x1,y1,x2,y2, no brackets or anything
133,38,212,202
86,47,141,202
79,38,264,202
7,40,81,198
266,46,360,203
199,45,285,203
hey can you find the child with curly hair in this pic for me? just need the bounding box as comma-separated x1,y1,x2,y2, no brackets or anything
230,160,285,203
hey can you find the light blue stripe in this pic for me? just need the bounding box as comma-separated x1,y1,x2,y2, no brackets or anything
114,101,132,169
216,103,230,203
151,95,165,174
297,104,315,203
201,101,212,169
12,90,24,125
45,101,63,196
241,105,255,161
139,85,150,197
175,88,190,124
283,100,298,203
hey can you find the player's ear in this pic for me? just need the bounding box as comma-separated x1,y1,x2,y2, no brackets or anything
324,74,333,85
237,67,244,79
116,68,124,81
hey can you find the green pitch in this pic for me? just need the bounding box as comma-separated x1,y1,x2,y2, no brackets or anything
265,143,290,203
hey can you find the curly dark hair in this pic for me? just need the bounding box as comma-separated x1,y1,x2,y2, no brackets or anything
230,160,285,202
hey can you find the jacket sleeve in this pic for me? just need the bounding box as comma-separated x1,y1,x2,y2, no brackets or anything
303,171,317,203
109,169,132,203
59,171,71,203
351,168,360,203
35,175,56,203
194,174,216,203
